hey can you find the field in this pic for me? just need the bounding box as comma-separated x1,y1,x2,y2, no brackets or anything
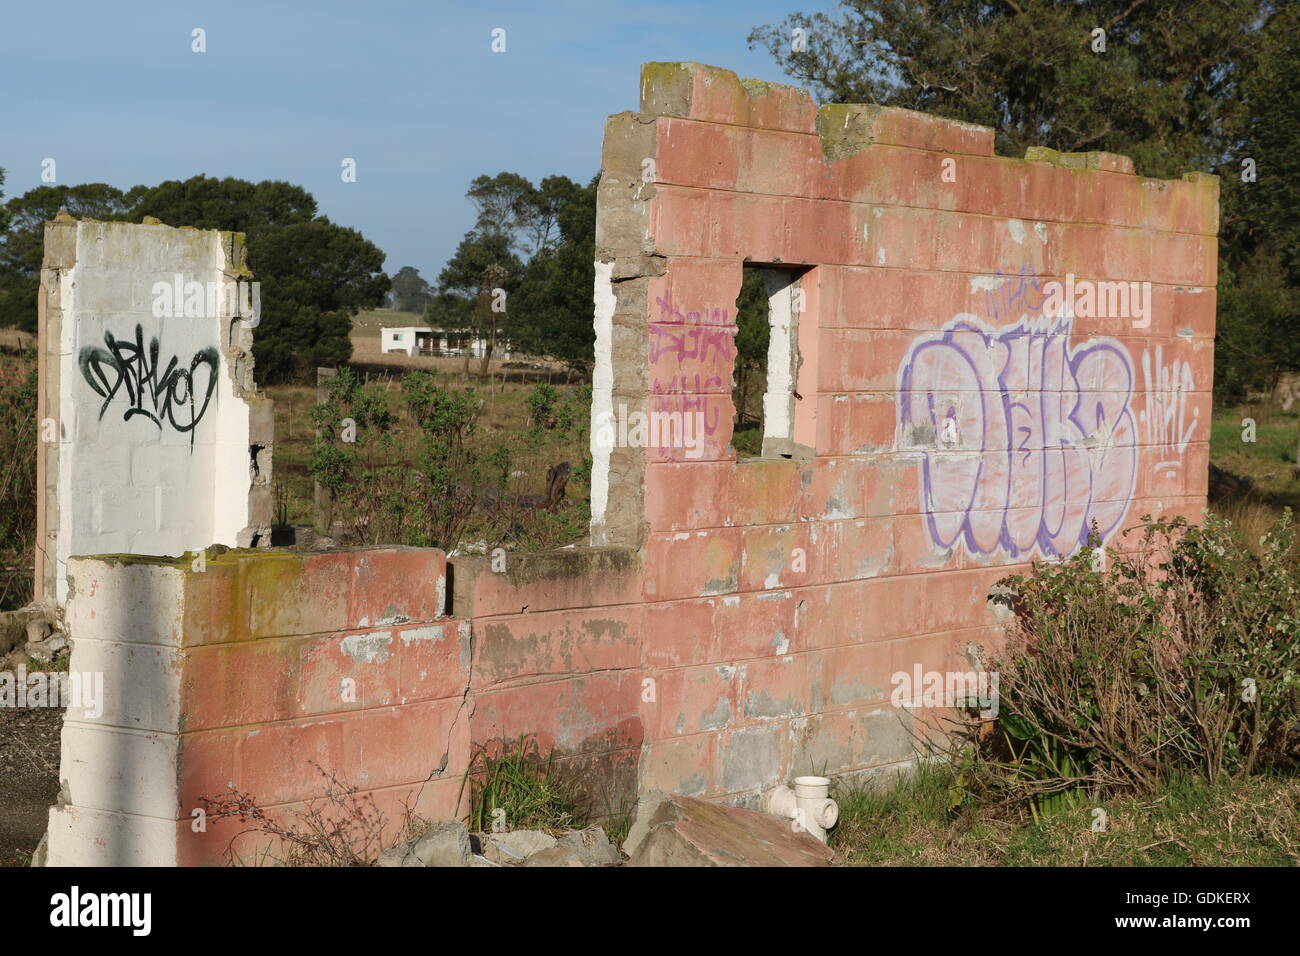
1210,401,1300,509
271,316,587,538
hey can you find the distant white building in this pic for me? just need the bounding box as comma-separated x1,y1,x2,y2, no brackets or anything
381,327,510,359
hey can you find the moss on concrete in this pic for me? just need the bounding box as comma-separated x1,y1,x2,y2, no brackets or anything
496,547,640,587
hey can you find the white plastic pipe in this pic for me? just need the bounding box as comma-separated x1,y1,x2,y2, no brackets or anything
767,775,839,843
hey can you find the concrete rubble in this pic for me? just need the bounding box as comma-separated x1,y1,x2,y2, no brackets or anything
377,823,625,867
623,791,836,867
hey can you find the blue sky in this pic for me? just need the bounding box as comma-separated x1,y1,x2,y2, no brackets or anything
0,0,833,281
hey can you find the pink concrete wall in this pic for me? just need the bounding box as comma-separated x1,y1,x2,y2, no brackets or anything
175,548,465,865
614,62,1215,805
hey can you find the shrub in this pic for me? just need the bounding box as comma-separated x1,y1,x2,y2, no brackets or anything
988,513,1300,805
0,355,36,610
199,763,393,867
309,371,589,553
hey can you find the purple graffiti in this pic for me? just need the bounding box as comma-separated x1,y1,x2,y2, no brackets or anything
898,313,1137,558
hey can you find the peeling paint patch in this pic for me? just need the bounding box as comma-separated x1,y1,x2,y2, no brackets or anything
399,625,444,645
341,632,392,664
375,604,410,626
678,772,706,796
701,573,738,596
701,696,731,730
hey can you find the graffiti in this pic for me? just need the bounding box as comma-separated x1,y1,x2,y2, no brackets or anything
650,295,737,366
79,324,219,447
980,266,1046,324
648,295,735,459
898,313,1137,558
1140,345,1197,478
982,266,1153,327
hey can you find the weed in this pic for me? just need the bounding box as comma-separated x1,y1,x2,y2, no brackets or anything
461,735,587,834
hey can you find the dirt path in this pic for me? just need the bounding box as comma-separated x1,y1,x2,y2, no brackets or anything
0,706,61,866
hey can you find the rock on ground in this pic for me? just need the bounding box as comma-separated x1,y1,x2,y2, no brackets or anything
623,791,835,867
522,845,588,867
556,826,622,866
376,820,471,867
478,829,556,865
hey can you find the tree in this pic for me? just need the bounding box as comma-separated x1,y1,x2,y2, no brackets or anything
0,168,9,236
1213,2,1300,399
524,175,585,258
120,175,386,383
466,171,585,259
245,219,390,381
0,183,133,332
466,172,535,247
510,176,598,374
132,176,317,233
733,269,771,429
437,228,522,380
389,266,433,313
750,0,1268,178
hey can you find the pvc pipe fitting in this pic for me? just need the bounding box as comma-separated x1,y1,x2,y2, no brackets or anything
766,775,839,843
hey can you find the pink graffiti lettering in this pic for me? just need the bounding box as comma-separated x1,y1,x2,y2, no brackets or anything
650,295,737,365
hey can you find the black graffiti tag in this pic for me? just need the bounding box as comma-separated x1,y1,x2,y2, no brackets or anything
79,325,219,448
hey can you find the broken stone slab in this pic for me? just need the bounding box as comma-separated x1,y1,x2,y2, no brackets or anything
478,829,557,865
375,846,411,867
376,820,471,867
623,791,836,867
412,821,472,867
522,845,589,867
556,825,622,866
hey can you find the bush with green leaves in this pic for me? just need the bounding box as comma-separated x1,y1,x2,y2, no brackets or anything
985,513,1300,809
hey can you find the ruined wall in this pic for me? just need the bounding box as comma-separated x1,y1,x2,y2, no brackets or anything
37,218,273,604
46,548,461,866
596,62,1215,802
43,62,1217,865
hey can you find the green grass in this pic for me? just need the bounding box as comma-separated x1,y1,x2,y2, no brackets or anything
462,737,588,835
1210,403,1300,509
830,763,1300,866
732,424,763,458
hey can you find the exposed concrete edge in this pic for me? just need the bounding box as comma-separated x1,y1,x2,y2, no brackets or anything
451,545,642,617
